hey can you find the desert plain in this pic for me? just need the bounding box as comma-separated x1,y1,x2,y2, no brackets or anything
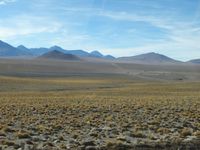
0,59,200,150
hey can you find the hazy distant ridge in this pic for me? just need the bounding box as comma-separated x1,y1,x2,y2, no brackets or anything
0,40,32,56
17,44,115,59
188,59,200,64
118,52,182,64
0,40,199,64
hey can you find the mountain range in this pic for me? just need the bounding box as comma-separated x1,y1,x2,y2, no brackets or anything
0,40,199,64
16,43,115,59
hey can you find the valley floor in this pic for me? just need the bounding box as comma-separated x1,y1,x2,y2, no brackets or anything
0,75,200,149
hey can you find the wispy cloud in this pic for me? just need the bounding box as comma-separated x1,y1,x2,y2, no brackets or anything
0,0,16,5
99,11,180,30
0,15,62,39
98,10,200,60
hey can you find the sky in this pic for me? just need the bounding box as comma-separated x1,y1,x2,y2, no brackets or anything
0,0,200,60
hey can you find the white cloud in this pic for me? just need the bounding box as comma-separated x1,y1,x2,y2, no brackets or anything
0,0,16,5
99,11,180,30
0,15,62,39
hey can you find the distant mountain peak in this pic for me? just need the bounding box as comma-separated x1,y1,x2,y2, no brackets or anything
50,45,64,50
91,50,102,54
137,52,160,56
118,52,180,64
39,50,81,61
0,40,31,56
0,40,11,46
146,52,157,55
17,45,28,50
18,45,26,48
48,50,62,54
104,55,115,59
90,50,104,57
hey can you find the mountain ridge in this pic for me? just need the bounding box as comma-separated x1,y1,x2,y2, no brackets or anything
15,42,111,59
0,40,32,56
0,40,199,63
118,52,182,64
188,59,200,64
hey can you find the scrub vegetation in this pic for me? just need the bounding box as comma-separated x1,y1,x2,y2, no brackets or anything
0,75,200,149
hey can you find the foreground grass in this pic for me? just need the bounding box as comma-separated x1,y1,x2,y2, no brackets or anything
0,76,200,150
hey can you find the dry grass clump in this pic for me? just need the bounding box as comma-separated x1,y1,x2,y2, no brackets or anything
193,131,200,138
35,125,51,133
180,128,193,137
2,126,15,133
0,131,6,137
0,125,4,130
1,140,16,146
157,127,171,135
105,139,123,148
105,139,132,150
131,131,146,138
16,130,31,139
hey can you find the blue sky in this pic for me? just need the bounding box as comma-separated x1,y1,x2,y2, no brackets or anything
0,0,200,60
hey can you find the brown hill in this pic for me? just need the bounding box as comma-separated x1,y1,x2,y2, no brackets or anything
39,50,81,61
118,52,181,64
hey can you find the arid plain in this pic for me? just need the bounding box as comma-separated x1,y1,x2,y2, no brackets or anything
0,59,200,150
